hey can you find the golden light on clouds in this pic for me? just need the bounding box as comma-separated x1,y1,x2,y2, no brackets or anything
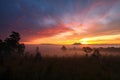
80,41,88,44
1,0,120,45
80,34,120,44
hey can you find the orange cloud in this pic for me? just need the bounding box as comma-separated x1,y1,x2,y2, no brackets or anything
21,0,120,45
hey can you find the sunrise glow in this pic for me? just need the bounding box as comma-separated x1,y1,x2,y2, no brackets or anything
0,0,120,45
80,41,88,44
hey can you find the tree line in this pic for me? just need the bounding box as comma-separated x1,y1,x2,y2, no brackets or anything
0,31,25,56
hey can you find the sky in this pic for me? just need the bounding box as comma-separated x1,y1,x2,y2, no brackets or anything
0,0,120,44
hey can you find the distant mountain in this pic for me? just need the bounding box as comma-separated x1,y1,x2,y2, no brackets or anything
72,43,81,45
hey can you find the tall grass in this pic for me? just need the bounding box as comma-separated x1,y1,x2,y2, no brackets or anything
0,55,120,80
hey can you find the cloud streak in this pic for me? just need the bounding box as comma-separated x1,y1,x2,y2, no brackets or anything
0,0,120,44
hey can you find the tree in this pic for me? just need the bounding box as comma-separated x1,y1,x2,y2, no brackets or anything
3,31,25,56
3,32,19,55
34,47,42,62
17,44,25,56
61,45,67,51
91,49,101,58
83,47,93,56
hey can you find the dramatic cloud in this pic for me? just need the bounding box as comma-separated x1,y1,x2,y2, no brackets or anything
0,0,120,44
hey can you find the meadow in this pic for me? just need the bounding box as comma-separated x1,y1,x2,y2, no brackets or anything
0,50,120,80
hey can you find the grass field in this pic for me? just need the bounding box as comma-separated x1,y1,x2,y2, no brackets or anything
0,55,120,80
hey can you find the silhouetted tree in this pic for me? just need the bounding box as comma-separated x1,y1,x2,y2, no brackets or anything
34,47,42,62
3,31,20,55
91,49,101,58
17,44,25,56
83,47,93,56
61,45,67,51
1,31,25,56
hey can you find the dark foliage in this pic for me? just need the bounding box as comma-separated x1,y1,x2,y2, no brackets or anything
0,31,25,57
17,44,25,56
0,56,120,80
92,49,101,58
61,45,67,51
83,47,93,56
34,47,42,62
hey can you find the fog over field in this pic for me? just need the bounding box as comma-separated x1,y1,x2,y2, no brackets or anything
25,44,120,57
